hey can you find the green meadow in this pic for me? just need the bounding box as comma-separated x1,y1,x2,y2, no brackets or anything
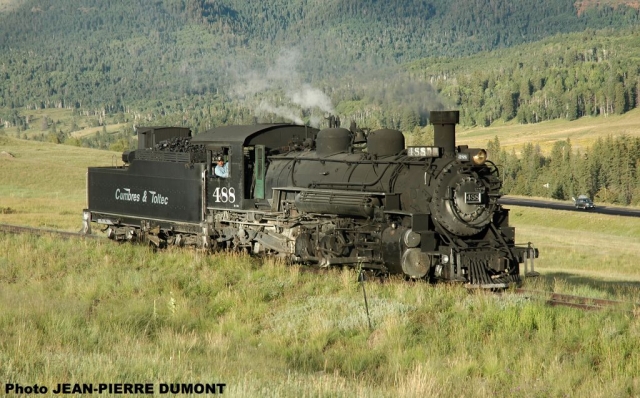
1,136,640,396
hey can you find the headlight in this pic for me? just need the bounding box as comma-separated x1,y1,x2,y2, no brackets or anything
441,254,449,264
472,149,487,165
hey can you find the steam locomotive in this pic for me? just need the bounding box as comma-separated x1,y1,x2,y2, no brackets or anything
83,111,537,288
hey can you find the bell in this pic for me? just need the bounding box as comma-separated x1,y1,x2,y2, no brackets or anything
353,130,367,144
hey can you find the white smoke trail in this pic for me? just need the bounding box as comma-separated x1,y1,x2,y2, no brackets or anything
229,49,334,126
289,84,334,114
255,100,304,125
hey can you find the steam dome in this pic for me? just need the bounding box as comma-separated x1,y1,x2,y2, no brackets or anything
367,129,405,157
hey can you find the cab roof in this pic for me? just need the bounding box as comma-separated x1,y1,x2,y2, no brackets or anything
192,124,318,148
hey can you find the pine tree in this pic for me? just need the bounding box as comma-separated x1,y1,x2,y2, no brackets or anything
566,94,578,121
614,82,627,114
502,90,516,121
400,108,419,132
486,136,501,162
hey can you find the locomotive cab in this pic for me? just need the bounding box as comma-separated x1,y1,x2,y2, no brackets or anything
205,144,243,210
191,124,319,212
202,142,269,209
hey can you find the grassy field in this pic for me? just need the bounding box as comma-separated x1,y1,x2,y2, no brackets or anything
1,107,130,140
1,235,639,397
510,206,640,296
456,108,640,154
2,137,640,396
0,136,120,230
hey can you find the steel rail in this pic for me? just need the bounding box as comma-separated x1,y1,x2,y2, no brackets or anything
515,288,638,313
0,223,103,240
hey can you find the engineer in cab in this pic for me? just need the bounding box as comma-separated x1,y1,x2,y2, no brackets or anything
214,156,229,178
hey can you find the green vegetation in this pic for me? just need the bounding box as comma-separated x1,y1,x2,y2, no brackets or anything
411,28,640,127
1,233,639,397
486,132,640,205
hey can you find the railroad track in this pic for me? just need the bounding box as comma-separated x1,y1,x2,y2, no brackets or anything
515,288,638,313
0,223,103,240
302,268,639,313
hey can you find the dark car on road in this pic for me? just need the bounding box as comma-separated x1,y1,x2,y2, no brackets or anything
574,195,596,210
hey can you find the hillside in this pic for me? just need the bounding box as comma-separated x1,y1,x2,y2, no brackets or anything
0,0,640,147
0,0,638,111
456,107,640,153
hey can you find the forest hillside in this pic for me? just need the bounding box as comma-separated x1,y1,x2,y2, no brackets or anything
0,0,639,115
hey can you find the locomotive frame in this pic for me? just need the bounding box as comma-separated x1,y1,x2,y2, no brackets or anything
83,111,538,288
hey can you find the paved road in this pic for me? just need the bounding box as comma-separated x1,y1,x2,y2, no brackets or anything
498,196,640,218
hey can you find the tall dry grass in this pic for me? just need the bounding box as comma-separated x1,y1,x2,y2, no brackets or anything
1,234,639,397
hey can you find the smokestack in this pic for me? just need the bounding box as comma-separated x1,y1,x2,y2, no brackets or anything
431,111,459,156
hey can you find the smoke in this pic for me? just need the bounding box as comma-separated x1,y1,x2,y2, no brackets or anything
255,100,304,125
230,49,334,126
308,114,324,128
227,48,453,129
290,84,334,113
231,49,301,97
